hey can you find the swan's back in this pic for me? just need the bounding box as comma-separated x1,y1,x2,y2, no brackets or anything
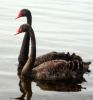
34,52,83,67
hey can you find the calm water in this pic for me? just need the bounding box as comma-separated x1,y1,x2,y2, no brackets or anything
0,0,93,99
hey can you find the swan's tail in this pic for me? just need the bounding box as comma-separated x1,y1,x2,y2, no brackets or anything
69,60,91,74
83,61,91,73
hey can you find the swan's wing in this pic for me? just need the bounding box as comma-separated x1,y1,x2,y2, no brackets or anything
32,60,81,81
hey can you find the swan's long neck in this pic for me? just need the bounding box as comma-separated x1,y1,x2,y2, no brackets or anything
27,13,32,25
18,13,32,75
22,27,36,75
29,27,36,68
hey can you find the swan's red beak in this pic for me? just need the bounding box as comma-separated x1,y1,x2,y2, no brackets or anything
16,11,22,19
15,28,21,35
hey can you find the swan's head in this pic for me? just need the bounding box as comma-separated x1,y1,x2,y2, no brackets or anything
16,9,31,19
16,24,30,35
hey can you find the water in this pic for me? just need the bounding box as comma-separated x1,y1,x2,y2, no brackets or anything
0,0,93,99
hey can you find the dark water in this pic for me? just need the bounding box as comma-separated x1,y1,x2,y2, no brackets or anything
0,0,93,99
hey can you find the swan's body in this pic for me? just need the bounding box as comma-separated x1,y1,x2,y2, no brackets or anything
16,24,90,100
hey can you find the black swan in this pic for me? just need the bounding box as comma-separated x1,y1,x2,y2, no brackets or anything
16,24,90,100
16,9,91,77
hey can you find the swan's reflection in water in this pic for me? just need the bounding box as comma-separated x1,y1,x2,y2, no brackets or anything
35,81,85,92
17,80,85,100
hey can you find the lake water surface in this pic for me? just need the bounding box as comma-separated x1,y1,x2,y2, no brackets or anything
0,0,93,100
